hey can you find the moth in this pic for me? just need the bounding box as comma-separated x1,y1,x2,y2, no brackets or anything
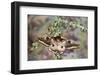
38,36,80,59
